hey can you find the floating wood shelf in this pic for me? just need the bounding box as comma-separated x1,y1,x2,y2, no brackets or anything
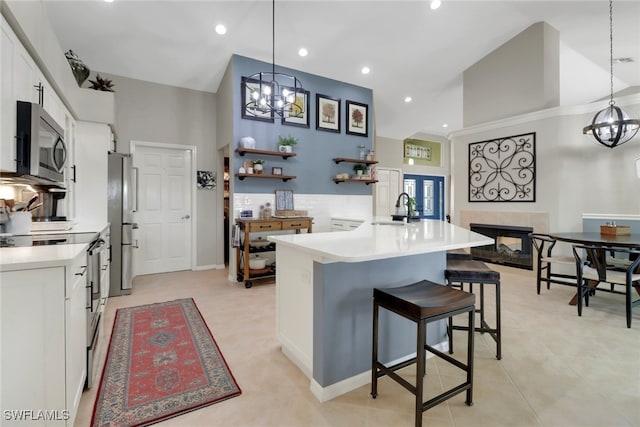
333,178,378,185
236,173,295,182
332,157,378,165
236,148,296,159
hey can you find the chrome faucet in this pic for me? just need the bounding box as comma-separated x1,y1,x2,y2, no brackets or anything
395,192,412,218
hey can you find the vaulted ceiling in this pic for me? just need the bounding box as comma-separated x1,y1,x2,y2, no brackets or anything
44,0,640,139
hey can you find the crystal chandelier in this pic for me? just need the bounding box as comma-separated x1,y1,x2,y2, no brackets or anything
244,0,305,118
582,0,640,148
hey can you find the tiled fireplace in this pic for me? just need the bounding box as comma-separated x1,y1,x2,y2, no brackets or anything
459,210,549,270
470,223,533,270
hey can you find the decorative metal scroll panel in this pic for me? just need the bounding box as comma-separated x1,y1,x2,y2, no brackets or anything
468,132,536,202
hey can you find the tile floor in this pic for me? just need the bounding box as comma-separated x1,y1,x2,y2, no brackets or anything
74,265,640,427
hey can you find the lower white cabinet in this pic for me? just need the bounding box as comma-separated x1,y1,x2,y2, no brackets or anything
330,218,364,232
0,251,87,426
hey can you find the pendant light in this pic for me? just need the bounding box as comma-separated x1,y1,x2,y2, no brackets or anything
244,0,305,118
582,0,640,148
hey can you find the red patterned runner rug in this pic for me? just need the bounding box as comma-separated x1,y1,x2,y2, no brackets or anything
91,298,241,426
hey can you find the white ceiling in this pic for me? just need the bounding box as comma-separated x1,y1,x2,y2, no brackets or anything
43,0,640,139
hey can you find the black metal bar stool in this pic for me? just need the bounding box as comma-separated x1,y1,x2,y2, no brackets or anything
445,259,502,360
371,280,475,427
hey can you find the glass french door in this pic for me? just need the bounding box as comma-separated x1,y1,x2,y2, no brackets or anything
403,174,445,220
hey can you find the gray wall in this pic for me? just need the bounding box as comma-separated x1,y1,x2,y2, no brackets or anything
463,22,560,127
450,98,640,234
101,73,220,268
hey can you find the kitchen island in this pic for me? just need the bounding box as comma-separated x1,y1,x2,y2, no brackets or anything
268,219,493,402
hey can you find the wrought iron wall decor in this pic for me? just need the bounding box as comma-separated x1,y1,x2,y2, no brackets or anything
468,132,536,202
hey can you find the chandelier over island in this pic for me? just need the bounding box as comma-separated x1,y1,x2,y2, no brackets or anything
244,0,305,118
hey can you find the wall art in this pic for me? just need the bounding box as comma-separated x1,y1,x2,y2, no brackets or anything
197,170,216,190
403,138,441,167
468,132,536,202
282,89,310,128
241,77,274,122
345,100,368,137
316,94,341,133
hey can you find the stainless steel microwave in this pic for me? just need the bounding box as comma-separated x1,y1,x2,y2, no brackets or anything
16,101,67,185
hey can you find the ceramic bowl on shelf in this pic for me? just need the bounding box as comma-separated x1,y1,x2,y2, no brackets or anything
239,136,256,149
249,257,267,269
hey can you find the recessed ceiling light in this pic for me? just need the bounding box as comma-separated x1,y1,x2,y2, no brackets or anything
215,24,227,35
404,97,412,103
104,0,114,3
430,0,442,10
298,48,308,57
442,123,448,128
361,66,370,75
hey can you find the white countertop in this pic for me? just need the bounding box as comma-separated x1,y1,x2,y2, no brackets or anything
0,223,108,271
268,218,493,263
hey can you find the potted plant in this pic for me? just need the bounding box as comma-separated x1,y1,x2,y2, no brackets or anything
278,135,298,153
352,163,368,178
253,159,265,174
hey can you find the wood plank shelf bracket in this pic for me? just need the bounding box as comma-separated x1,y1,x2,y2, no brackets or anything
236,148,296,160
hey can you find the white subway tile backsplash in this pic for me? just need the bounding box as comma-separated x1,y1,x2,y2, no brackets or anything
233,193,372,233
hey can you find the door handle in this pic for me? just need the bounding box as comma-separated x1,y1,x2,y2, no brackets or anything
182,215,190,220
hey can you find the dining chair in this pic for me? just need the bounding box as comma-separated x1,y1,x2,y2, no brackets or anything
529,233,575,294
572,245,640,328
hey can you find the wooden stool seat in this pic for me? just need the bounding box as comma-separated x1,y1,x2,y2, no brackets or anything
445,259,502,360
371,280,475,427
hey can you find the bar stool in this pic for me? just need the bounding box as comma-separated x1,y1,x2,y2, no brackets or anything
371,280,476,427
445,259,502,360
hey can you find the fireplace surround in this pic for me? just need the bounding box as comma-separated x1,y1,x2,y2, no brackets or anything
470,223,533,270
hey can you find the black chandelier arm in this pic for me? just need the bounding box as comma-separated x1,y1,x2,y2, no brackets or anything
583,0,639,148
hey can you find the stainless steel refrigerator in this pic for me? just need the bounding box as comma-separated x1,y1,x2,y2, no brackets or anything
108,152,137,296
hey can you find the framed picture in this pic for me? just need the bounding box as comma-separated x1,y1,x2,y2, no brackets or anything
241,77,274,122
345,100,368,137
275,190,294,211
316,94,341,133
282,89,310,128
272,167,283,176
196,170,216,190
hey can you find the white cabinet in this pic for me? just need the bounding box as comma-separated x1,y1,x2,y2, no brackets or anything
65,252,88,423
0,251,87,426
1,16,68,173
1,16,38,172
330,218,364,232
74,121,110,225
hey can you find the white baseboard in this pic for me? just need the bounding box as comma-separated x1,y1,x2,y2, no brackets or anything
306,340,449,402
195,264,225,271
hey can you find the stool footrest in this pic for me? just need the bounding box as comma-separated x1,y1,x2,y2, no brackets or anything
375,362,418,395
425,344,469,372
422,382,472,411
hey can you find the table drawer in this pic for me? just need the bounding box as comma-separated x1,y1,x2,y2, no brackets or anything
281,219,311,230
248,221,282,232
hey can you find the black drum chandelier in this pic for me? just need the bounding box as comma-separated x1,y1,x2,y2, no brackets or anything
244,0,305,118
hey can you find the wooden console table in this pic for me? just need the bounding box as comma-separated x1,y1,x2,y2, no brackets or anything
235,217,313,288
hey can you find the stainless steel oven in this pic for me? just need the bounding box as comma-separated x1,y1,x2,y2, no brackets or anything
86,235,108,388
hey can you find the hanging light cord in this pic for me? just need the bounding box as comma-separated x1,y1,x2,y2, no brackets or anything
271,0,276,76
608,0,614,107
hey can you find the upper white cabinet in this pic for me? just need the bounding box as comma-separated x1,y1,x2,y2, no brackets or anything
1,16,38,172
1,16,69,173
74,121,110,225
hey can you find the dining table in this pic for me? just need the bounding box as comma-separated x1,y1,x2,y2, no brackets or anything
548,231,640,305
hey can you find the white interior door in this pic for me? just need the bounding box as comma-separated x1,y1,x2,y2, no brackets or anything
132,143,193,276
374,168,402,217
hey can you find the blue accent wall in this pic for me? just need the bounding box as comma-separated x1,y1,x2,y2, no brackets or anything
232,55,374,195
312,252,447,387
